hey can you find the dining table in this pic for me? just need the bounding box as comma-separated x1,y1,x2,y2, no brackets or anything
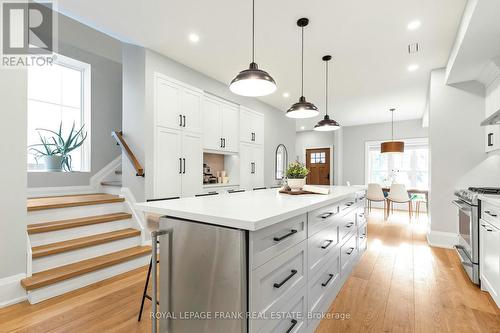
381,187,429,215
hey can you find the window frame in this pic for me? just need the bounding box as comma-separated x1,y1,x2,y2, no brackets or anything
364,137,429,189
27,53,91,172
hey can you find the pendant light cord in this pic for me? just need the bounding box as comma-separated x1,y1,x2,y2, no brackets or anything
301,26,304,96
325,60,329,115
252,0,255,63
391,109,394,141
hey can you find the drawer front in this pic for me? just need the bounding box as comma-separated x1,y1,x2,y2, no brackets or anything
256,287,306,333
358,224,367,253
338,211,356,245
308,203,342,236
250,214,307,269
356,206,366,228
308,248,341,313
250,241,307,317
340,233,357,275
308,224,339,276
482,201,500,230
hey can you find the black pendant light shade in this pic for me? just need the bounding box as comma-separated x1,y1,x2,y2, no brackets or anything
286,18,319,119
314,55,340,131
229,0,277,96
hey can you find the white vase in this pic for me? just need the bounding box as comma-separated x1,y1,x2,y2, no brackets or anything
288,178,306,191
41,155,64,172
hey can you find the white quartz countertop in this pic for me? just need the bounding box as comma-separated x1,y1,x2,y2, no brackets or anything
135,186,363,231
479,195,500,207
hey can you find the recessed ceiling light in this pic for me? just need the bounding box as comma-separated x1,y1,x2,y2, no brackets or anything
300,126,305,130
408,64,419,72
283,92,290,98
407,20,421,30
188,33,200,43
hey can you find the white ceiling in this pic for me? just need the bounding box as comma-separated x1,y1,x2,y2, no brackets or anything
56,0,466,130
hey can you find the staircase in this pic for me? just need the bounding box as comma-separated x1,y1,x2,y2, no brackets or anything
23,193,150,304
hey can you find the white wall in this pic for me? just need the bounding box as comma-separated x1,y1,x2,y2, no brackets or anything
0,69,28,307
342,120,428,185
428,69,500,245
122,47,296,201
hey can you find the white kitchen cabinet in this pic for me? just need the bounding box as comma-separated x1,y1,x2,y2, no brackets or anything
155,73,203,134
240,142,264,190
240,107,264,145
480,219,500,306
484,76,500,152
202,94,239,153
154,128,202,198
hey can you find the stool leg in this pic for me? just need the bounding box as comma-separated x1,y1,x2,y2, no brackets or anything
138,257,153,322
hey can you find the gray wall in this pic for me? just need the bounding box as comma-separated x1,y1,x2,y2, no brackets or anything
0,68,27,296
122,47,296,201
342,119,429,185
429,69,500,234
28,13,122,188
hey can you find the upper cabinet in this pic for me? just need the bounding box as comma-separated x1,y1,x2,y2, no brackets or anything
240,107,264,145
202,94,239,153
155,73,203,134
485,76,500,153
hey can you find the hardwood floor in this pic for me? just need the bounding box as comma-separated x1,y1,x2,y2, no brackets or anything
1,209,499,332
316,209,500,333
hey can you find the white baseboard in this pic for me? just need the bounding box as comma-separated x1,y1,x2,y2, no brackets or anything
0,274,27,308
427,231,458,249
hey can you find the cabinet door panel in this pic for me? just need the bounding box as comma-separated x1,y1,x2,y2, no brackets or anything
155,128,182,199
240,108,254,143
181,88,203,134
239,143,254,190
481,222,500,301
222,104,240,152
253,113,264,145
253,145,264,188
155,76,182,130
485,126,500,153
202,97,222,150
181,132,202,197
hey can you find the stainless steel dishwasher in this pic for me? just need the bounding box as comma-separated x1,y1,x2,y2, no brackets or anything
152,217,247,333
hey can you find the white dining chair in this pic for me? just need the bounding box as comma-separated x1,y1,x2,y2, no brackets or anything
386,183,412,219
366,183,386,214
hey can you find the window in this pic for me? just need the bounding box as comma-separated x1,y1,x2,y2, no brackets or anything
310,152,326,164
27,54,91,171
365,138,429,189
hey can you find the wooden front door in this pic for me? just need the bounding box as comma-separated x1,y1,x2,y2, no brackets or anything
306,148,331,185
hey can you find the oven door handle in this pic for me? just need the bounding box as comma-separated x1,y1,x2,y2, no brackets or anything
454,245,473,267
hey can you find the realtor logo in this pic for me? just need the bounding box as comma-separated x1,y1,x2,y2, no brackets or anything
2,1,53,54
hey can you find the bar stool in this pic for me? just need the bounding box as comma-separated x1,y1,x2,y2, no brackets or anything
138,196,179,322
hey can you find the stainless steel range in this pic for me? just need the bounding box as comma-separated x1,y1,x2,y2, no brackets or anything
453,187,500,285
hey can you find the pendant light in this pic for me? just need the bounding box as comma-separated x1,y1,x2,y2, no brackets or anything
229,0,277,96
381,108,404,153
314,55,340,131
286,18,319,119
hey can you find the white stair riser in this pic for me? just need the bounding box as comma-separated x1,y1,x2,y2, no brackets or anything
100,185,122,195
32,236,142,273
27,255,151,304
28,202,127,224
29,219,133,247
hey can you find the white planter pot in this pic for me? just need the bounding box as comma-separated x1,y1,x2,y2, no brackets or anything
41,155,64,172
287,178,306,191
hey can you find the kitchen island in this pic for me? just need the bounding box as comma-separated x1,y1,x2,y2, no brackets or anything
135,186,367,333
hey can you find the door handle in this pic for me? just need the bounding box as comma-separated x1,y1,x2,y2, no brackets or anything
286,319,298,333
182,115,186,127
321,239,334,249
321,273,335,287
179,114,183,127
273,269,297,288
179,158,182,174
182,158,186,174
273,229,297,242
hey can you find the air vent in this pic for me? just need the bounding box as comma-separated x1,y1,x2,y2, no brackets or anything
408,43,419,54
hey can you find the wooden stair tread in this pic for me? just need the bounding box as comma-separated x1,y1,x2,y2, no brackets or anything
31,228,141,258
21,246,151,291
27,194,124,211
27,213,132,234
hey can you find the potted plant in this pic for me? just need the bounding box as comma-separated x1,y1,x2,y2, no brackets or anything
29,122,87,172
286,161,309,191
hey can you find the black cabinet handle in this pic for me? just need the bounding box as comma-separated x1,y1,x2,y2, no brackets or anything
346,247,354,255
273,229,297,242
488,133,494,147
320,212,334,219
485,210,498,217
321,239,334,249
321,273,334,287
222,138,226,148
182,158,186,174
273,269,297,288
345,222,354,228
359,234,366,239
182,115,186,127
179,115,183,126
179,158,182,174
220,138,223,148
286,319,298,333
